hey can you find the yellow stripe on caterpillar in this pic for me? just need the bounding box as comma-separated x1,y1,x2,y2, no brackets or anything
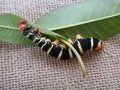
47,44,53,54
90,37,94,50
26,33,33,38
69,48,73,59
33,37,40,42
77,41,83,53
56,48,63,60
36,37,46,45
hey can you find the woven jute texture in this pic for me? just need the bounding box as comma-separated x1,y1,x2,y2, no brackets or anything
0,0,120,90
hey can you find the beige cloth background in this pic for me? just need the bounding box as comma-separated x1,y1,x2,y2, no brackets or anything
0,0,120,90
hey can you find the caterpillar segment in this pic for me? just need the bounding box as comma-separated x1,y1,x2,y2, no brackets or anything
18,20,104,60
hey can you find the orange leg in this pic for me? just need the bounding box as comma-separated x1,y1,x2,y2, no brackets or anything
38,32,43,37
68,38,73,43
76,34,83,40
62,44,67,48
53,38,60,46
34,27,39,33
27,25,32,29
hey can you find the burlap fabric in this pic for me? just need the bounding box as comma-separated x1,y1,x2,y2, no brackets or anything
0,0,120,90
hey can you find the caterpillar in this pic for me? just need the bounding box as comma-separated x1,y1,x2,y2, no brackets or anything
18,20,104,60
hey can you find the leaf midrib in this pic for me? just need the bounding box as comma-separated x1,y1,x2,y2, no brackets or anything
0,25,18,30
49,13,120,31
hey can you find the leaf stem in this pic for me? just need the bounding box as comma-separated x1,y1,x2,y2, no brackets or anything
60,38,86,77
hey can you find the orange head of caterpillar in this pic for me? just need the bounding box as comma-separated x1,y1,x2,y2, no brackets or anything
95,40,104,51
17,20,26,33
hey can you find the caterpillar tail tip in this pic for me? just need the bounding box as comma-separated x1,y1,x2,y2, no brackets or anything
95,41,104,51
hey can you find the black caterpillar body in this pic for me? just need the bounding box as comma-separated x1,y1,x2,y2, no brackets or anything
18,20,104,60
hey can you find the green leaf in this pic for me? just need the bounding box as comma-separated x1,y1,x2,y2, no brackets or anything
0,13,35,45
36,0,120,40
0,13,65,45
0,14,86,77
